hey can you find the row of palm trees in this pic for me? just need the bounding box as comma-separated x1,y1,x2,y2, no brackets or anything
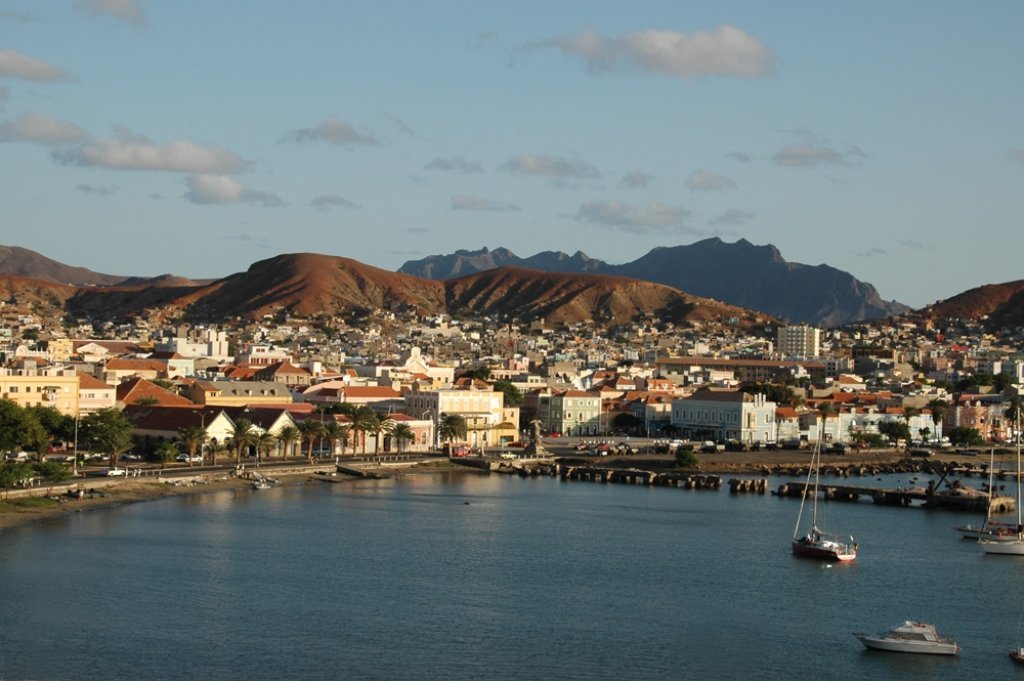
174,405,416,467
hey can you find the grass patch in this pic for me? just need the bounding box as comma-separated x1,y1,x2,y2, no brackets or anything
0,496,61,510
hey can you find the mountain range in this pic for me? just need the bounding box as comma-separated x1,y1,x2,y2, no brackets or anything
0,249,773,329
0,241,1019,329
399,238,910,327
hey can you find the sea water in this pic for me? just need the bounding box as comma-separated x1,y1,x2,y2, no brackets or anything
1,471,1021,680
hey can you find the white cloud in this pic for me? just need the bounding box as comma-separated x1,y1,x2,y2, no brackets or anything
575,200,689,233
618,171,652,189
54,127,247,173
0,112,89,145
76,0,144,26
0,49,72,82
685,169,736,192
424,156,483,174
501,154,599,179
550,25,774,79
76,183,118,196
773,131,864,168
183,174,283,207
451,195,520,212
708,209,755,227
309,194,359,211
281,117,380,146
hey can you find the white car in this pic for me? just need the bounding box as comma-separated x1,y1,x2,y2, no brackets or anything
105,467,127,476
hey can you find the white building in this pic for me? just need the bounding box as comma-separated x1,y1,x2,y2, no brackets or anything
777,325,821,359
670,388,777,444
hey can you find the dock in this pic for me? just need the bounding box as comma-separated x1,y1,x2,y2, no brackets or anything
772,480,1013,513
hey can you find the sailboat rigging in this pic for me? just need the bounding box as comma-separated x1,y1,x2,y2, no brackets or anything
980,409,1024,555
791,415,857,562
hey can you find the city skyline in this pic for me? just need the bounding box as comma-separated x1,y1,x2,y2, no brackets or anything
2,1,1022,309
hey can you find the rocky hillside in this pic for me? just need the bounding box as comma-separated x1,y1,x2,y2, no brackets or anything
0,244,126,286
921,280,1024,326
401,238,909,326
1,252,776,328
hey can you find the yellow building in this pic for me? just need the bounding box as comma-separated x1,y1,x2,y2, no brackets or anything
0,366,80,415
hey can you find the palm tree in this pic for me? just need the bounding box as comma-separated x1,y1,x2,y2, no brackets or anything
322,420,349,459
298,419,325,463
374,415,395,454
255,431,277,466
228,418,257,465
276,425,300,460
154,442,179,469
438,412,468,448
927,398,948,444
207,439,227,467
177,425,208,467
392,423,414,453
348,405,379,455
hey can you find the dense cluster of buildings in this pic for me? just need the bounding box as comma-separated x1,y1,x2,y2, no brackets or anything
2,296,1023,457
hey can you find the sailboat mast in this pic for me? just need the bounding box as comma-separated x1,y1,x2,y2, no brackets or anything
1017,410,1022,531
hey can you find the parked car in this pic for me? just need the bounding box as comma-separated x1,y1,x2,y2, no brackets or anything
105,467,127,476
176,454,202,463
825,443,850,455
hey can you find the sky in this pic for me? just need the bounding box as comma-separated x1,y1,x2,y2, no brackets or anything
2,1,1022,309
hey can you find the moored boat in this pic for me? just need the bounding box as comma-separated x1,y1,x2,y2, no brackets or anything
791,416,857,562
856,621,959,655
1010,647,1024,664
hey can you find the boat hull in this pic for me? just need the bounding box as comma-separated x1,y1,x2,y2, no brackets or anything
791,539,856,562
857,636,958,655
979,538,1024,555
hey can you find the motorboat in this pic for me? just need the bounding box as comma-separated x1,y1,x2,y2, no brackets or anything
1010,647,1024,665
856,621,959,655
252,479,272,490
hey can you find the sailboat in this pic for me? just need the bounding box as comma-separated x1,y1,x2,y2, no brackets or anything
955,445,1017,540
980,410,1024,555
792,417,857,562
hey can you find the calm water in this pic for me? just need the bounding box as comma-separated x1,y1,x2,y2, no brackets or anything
2,470,1023,680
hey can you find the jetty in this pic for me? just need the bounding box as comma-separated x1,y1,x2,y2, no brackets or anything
772,479,1012,513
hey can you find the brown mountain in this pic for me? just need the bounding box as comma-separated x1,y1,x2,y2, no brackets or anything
0,244,126,286
922,280,1024,326
445,266,771,327
1,252,774,327
180,253,447,319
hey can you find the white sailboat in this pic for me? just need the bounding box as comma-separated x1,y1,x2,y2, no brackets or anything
955,445,1018,540
980,410,1024,555
791,416,857,562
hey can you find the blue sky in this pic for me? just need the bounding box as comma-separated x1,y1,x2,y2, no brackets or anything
2,1,1022,309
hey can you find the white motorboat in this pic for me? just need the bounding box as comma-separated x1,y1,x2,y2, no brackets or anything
856,621,959,655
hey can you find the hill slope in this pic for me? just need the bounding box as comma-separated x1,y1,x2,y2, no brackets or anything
922,280,1024,326
401,238,909,326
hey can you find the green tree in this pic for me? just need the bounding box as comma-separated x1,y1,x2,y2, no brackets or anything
298,419,325,463
392,423,414,453
276,425,300,460
20,411,49,461
322,420,349,458
0,400,31,453
374,415,395,454
438,413,468,447
347,406,379,455
254,431,277,465
927,399,948,443
177,425,208,467
33,460,71,491
153,442,180,469
947,426,985,446
80,408,134,468
228,418,257,465
674,447,699,470
457,367,492,381
492,380,523,406
0,460,33,498
879,420,911,444
612,412,641,434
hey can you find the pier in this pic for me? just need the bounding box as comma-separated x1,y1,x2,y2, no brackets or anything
555,464,721,489
772,480,1013,513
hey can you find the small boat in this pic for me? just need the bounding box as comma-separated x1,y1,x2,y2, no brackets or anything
955,521,1019,540
1010,647,1024,664
856,621,959,655
981,412,1024,555
252,479,272,490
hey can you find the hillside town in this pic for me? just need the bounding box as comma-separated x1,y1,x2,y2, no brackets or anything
1,290,1021,477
